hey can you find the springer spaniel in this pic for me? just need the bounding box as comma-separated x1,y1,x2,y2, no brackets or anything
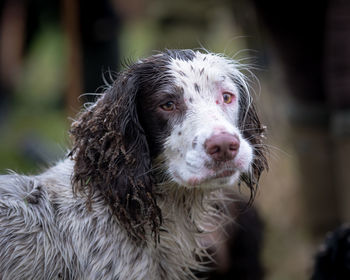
0,49,267,280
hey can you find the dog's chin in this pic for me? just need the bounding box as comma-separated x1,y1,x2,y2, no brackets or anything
173,169,241,189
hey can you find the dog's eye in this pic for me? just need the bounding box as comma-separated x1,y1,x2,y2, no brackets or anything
160,101,176,111
222,92,234,104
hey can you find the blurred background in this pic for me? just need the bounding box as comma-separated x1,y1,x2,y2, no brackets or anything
0,0,349,279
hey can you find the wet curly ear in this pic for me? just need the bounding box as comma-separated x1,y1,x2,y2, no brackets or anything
236,80,268,202
69,69,161,242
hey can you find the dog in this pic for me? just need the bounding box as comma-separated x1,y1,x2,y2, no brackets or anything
0,49,267,280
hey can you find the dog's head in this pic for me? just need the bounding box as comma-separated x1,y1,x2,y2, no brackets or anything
70,49,267,240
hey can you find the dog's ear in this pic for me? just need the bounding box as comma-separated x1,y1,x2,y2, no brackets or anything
236,78,268,200
69,69,161,242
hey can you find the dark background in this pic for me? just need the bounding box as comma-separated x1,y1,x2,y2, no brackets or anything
1,1,349,279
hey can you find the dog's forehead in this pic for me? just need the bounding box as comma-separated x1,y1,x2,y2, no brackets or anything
167,52,239,100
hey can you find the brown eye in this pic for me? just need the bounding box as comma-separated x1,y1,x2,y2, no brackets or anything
223,92,234,104
160,101,176,111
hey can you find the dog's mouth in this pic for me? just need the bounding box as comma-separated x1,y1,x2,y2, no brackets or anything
173,168,237,187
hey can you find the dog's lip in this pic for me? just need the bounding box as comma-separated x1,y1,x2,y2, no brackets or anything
212,169,236,179
206,168,237,182
174,168,237,187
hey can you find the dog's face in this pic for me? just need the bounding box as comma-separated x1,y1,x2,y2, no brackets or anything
138,51,254,189
71,49,267,240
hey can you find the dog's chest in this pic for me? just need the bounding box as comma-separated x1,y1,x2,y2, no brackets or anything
62,206,199,280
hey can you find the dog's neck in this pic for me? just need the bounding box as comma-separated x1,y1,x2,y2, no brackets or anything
151,183,229,278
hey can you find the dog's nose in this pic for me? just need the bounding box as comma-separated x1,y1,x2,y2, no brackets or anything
204,133,240,161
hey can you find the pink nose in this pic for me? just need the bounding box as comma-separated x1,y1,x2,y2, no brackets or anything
204,132,240,162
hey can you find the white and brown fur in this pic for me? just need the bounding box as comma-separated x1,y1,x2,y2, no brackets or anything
0,49,267,280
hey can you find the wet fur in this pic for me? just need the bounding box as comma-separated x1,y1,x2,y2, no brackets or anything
0,49,267,279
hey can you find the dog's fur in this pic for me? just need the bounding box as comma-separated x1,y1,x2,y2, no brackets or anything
0,49,267,280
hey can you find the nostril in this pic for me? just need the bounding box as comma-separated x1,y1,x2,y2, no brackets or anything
229,137,240,151
207,144,220,155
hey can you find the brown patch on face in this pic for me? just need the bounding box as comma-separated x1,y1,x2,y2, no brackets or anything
138,85,188,158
